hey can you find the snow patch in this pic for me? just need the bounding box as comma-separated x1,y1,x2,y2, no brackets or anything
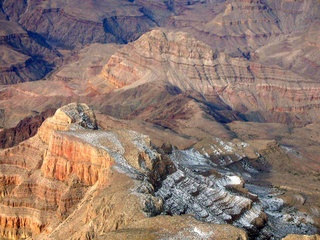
65,131,125,154
171,148,212,168
214,137,235,152
281,145,302,158
227,176,242,185
193,227,213,239
201,148,210,158
129,130,158,161
236,142,249,148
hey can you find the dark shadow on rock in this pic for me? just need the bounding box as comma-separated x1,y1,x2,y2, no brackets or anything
0,108,56,149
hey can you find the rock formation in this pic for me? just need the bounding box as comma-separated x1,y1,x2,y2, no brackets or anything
156,148,265,226
0,103,176,238
0,103,318,239
97,28,320,126
0,0,319,128
0,0,318,85
1,0,172,48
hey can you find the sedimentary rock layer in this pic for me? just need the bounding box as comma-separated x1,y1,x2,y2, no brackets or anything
98,29,320,126
0,103,172,239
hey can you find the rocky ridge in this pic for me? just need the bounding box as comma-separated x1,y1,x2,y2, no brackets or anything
0,103,249,239
0,0,319,85
0,103,145,238
0,103,318,239
0,20,60,84
2,0,171,48
98,29,320,126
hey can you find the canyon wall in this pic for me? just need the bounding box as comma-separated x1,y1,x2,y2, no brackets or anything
98,29,320,126
0,103,109,238
0,103,176,239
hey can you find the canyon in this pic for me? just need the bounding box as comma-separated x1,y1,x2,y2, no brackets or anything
0,0,319,239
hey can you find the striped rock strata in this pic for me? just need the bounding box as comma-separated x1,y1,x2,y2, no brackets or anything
99,29,320,125
0,103,165,239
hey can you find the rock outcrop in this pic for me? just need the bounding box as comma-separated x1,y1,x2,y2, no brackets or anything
0,103,110,238
0,103,177,239
156,148,265,226
0,103,319,239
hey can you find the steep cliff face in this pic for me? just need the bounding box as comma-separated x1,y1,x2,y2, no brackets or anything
0,103,104,238
0,103,177,239
42,131,113,185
